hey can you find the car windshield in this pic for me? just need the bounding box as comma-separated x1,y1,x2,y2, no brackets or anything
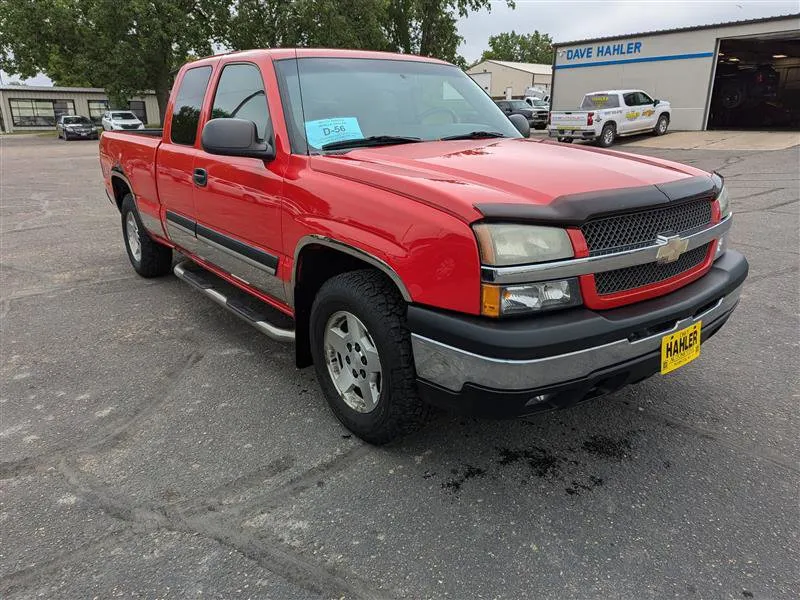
63,116,91,124
112,112,138,120
530,99,548,107
275,57,520,153
580,94,620,109
507,100,530,110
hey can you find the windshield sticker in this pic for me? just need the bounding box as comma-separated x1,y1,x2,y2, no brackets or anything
305,117,363,148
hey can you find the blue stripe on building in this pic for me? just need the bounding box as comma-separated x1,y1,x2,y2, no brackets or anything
555,52,715,70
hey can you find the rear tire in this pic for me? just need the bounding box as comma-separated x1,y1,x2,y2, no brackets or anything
598,123,616,147
309,270,431,445
120,194,172,278
557,137,573,143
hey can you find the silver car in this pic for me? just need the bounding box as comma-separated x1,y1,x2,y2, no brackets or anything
101,111,145,131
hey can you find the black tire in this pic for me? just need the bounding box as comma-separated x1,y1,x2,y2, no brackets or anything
120,194,172,277
654,114,669,136
557,137,573,143
598,123,615,148
309,270,431,445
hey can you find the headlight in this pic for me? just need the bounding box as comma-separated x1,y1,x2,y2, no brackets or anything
716,185,731,218
473,223,574,266
482,279,582,317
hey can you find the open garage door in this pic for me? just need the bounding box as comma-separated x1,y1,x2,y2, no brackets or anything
709,34,800,130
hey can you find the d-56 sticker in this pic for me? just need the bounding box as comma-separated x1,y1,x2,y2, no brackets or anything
305,117,364,148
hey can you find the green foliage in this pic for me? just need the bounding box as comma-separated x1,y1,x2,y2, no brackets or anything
0,0,229,119
0,0,517,122
480,30,553,64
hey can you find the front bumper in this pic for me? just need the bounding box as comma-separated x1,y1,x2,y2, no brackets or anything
409,250,748,417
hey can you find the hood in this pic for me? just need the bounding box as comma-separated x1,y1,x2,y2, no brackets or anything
309,138,708,223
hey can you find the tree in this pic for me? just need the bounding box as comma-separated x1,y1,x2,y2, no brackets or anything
480,30,553,64
387,0,514,65
226,0,391,52
0,0,231,121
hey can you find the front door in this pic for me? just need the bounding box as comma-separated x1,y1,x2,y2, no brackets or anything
192,61,286,303
635,91,658,130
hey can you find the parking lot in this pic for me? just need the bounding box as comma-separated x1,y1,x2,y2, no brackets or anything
1,134,798,599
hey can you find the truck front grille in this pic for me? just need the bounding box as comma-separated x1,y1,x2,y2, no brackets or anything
594,243,711,295
581,199,713,257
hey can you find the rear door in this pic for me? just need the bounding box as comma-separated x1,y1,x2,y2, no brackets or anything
156,64,213,254
192,61,287,303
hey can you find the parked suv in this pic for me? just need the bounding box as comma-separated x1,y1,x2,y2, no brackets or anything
101,111,144,131
99,49,746,444
496,100,546,130
57,115,98,140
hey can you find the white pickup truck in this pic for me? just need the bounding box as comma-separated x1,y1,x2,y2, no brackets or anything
548,90,671,147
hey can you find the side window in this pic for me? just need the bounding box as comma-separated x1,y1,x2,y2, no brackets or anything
170,66,212,145
211,63,270,140
637,92,653,104
622,93,637,106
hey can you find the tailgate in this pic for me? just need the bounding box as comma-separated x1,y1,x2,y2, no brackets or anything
550,112,588,128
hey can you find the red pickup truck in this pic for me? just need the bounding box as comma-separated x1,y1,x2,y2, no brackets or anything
100,49,747,444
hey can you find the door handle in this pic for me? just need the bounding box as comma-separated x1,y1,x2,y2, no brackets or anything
193,168,207,187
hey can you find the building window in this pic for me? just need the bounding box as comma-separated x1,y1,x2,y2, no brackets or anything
9,99,75,127
88,99,109,124
128,100,147,124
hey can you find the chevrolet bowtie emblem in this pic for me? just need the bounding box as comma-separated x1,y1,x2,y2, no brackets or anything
656,234,689,264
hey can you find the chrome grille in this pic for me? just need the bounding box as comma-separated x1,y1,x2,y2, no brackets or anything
595,243,711,295
581,199,713,257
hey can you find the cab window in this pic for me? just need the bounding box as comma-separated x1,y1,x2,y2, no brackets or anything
636,92,654,104
170,66,212,145
210,63,271,141
622,93,638,106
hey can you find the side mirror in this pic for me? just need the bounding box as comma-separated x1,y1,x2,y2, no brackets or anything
508,113,530,138
201,118,275,161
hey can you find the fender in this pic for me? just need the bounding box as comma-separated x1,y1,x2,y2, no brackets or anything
110,166,168,241
289,234,412,306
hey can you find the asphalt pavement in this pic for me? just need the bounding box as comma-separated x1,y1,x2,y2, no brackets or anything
1,133,798,599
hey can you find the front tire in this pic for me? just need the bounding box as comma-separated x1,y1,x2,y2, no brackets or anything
598,123,616,147
309,270,430,445
120,194,172,277
654,114,669,136
557,137,573,143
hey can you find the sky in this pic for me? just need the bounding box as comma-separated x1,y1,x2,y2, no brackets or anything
1,0,798,86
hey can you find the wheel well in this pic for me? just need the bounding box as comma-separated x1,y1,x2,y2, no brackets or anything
603,120,617,132
292,245,400,368
110,174,131,212
660,112,670,122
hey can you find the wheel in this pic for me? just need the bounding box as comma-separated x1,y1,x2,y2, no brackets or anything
557,137,573,143
534,124,546,130
309,270,431,444
120,194,172,277
598,123,615,147
654,114,669,136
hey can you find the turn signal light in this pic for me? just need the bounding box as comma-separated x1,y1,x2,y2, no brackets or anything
587,112,594,126
481,285,501,317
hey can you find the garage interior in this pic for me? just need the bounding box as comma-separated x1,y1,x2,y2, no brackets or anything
709,33,800,130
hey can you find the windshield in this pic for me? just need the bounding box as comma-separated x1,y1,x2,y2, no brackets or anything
63,116,91,124
112,112,138,120
530,99,548,107
580,94,619,109
275,58,520,153
507,100,530,110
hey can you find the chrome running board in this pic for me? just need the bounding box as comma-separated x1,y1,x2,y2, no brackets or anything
174,260,295,343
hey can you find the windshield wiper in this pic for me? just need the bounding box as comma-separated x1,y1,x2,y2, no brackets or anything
440,131,507,141
321,136,422,151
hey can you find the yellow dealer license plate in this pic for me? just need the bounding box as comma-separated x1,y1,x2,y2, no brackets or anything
660,322,701,375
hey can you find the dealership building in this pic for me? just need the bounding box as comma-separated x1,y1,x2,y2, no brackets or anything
551,13,799,130
0,85,160,133
466,60,552,98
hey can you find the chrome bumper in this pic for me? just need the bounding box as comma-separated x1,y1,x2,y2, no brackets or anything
412,284,742,393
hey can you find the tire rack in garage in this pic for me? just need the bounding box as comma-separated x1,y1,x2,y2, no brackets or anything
709,35,800,129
